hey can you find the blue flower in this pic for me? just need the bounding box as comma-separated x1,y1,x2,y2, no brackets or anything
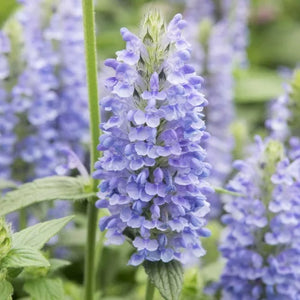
184,0,250,218
94,12,212,266
216,138,300,299
1,0,88,232
266,69,300,161
0,31,17,179
12,0,89,179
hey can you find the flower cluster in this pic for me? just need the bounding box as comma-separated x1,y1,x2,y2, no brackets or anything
11,0,89,180
204,20,235,217
265,85,291,142
184,0,251,217
222,0,250,66
94,12,212,266
1,0,88,231
266,69,300,160
0,31,17,180
216,138,300,299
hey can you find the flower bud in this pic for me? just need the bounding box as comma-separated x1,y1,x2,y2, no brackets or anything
0,218,12,262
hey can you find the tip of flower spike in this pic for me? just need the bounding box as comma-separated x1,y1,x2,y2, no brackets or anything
141,9,165,44
0,218,12,261
168,13,186,31
263,140,284,176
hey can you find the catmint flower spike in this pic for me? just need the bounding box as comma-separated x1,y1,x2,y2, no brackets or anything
215,138,300,300
94,11,212,266
0,218,12,262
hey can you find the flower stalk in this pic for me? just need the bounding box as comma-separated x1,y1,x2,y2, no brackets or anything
145,278,155,300
81,0,100,299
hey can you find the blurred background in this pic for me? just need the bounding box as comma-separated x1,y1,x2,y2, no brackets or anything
3,0,300,135
1,0,300,299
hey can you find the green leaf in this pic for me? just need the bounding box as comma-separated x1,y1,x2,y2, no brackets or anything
201,260,225,282
213,186,244,197
0,280,13,300
0,0,19,28
24,278,65,300
49,259,71,273
0,176,94,216
0,179,17,191
201,221,223,266
2,247,50,268
63,280,83,300
248,22,300,67
58,228,86,246
234,67,283,103
12,216,74,250
7,267,23,279
144,260,183,300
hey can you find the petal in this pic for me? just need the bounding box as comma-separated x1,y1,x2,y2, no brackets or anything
114,82,134,98
149,72,159,92
129,158,144,170
128,252,145,266
135,142,148,156
128,215,144,228
120,207,132,222
145,239,159,251
126,182,139,199
145,182,158,196
106,230,125,245
161,248,174,262
146,113,160,128
153,168,164,183
134,110,146,125
133,237,146,250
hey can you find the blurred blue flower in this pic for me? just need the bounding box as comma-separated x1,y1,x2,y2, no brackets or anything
1,0,88,234
0,31,17,179
184,0,250,218
216,138,300,299
12,0,89,179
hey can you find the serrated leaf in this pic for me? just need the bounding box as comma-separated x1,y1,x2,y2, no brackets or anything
144,260,183,300
49,258,71,273
0,280,13,300
0,179,17,191
2,247,50,268
0,176,94,216
24,278,65,300
12,216,74,250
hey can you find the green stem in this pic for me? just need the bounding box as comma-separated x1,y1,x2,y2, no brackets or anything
95,228,105,291
19,208,27,230
145,279,155,300
81,0,100,299
84,197,98,300
81,0,100,182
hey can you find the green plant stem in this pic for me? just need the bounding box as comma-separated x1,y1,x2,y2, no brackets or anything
145,279,155,300
95,213,106,278
81,0,100,182
84,197,98,300
19,208,26,230
81,0,101,299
